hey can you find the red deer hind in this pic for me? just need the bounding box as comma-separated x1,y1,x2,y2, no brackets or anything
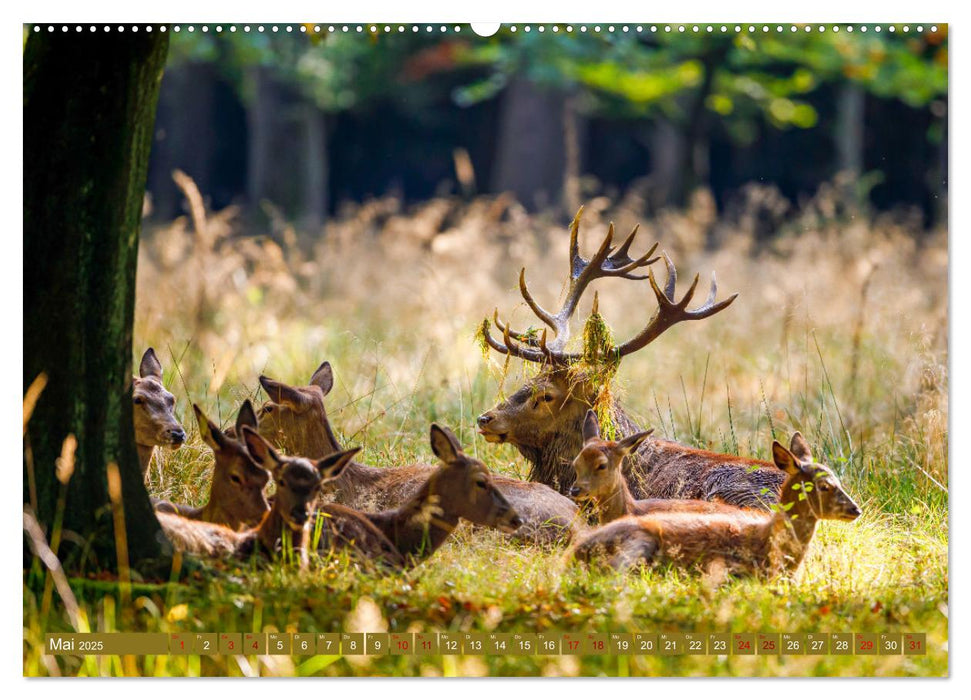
476,207,785,507
251,361,583,544
133,348,186,475
570,433,862,576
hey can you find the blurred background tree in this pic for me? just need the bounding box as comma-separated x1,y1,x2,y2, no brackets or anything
145,24,947,228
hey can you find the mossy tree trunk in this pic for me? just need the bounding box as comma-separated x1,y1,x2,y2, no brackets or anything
24,28,170,573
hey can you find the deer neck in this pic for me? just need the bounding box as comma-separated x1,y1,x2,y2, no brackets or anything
767,493,819,574
596,478,637,524
256,506,309,557
368,476,457,560
136,443,155,475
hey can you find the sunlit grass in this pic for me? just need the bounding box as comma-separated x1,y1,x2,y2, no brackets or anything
24,185,948,676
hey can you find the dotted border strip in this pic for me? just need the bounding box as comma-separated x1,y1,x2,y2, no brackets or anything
29,24,941,35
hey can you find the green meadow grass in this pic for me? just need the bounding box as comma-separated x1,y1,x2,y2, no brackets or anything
24,193,949,676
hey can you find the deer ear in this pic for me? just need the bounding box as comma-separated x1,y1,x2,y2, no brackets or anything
582,410,601,443
310,361,334,396
260,375,311,411
430,424,462,463
235,399,259,435
139,348,163,380
194,404,226,450
242,426,280,468
772,440,801,475
619,429,654,455
316,446,360,480
788,432,813,463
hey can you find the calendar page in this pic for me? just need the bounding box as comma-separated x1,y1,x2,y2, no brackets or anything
22,13,949,679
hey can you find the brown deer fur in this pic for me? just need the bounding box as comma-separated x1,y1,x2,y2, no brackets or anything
249,361,583,544
364,424,523,563
479,367,786,506
133,348,186,475
153,402,270,530
159,438,399,566
570,433,861,576
571,410,744,524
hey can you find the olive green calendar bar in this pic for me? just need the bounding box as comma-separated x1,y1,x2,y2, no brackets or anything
42,632,928,657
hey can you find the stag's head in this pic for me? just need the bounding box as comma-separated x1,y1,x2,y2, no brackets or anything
477,207,737,455
133,348,186,450
194,401,270,530
773,433,862,523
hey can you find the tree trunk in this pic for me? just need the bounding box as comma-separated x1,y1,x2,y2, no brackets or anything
836,82,866,180
491,77,568,211
562,93,583,216
24,28,170,573
301,104,328,232
245,65,277,213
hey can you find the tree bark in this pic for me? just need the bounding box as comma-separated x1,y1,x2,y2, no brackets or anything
836,82,866,179
24,28,170,573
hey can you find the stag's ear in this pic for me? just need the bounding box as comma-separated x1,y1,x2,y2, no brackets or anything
235,399,259,435
139,348,163,380
260,375,311,411
619,429,654,455
310,361,334,396
788,432,813,463
582,410,601,443
772,441,801,475
317,446,360,481
194,404,226,450
242,426,281,468
430,424,463,463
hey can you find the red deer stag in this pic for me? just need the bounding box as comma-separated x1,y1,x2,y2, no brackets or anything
476,207,785,507
133,348,186,475
153,402,270,530
570,410,743,525
250,361,582,544
569,433,861,576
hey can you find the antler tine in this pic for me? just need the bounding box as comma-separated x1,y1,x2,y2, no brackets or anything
613,254,739,358
493,309,541,346
518,268,558,331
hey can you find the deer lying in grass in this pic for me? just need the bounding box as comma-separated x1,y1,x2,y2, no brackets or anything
363,423,523,564
133,348,186,475
153,402,270,530
569,433,861,576
158,438,392,566
570,410,745,525
477,207,785,507
250,361,581,544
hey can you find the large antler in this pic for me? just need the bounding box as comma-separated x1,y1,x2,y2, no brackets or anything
481,206,738,365
612,252,738,359
483,206,659,363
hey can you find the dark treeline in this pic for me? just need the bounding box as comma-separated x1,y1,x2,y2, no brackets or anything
145,26,948,226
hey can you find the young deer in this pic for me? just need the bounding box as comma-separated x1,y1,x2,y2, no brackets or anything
153,402,270,530
476,208,785,507
571,410,743,524
133,348,186,475
250,361,582,544
157,443,365,565
570,433,862,576
364,424,523,564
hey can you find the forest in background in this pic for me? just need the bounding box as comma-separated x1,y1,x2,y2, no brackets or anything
147,24,948,230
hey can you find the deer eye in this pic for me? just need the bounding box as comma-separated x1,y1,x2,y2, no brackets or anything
229,474,242,485
277,478,286,488
818,482,833,491
133,397,143,405
596,463,607,471
542,393,553,402
263,405,274,414
476,479,487,489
